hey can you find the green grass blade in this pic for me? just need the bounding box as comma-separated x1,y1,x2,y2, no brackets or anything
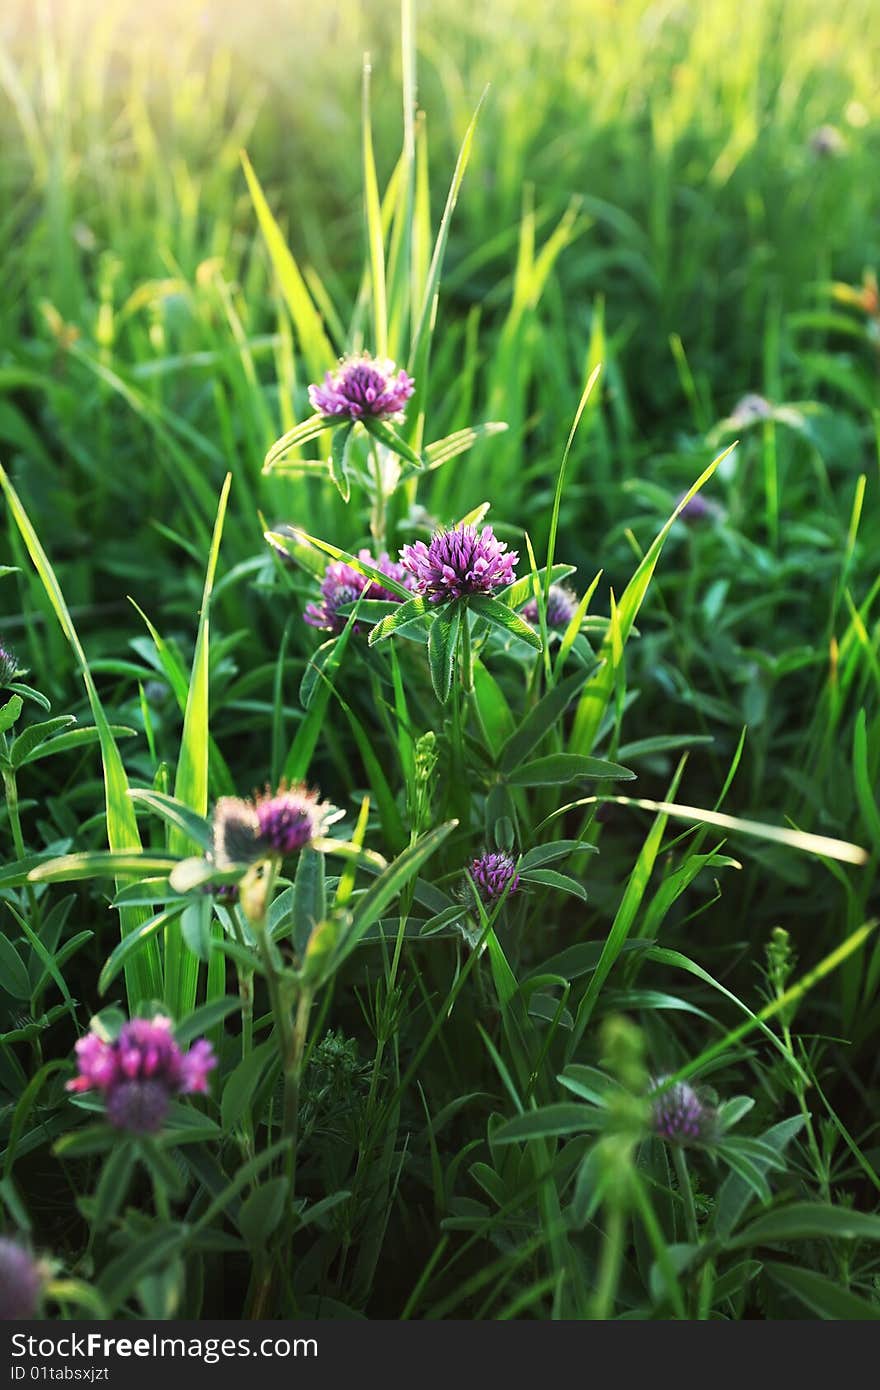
544,362,602,610
569,444,736,755
241,150,334,382
568,758,687,1053
166,473,232,1017
407,89,487,449
0,461,161,1006
362,55,388,358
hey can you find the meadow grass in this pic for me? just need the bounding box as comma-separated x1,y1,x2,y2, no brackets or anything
0,0,878,1320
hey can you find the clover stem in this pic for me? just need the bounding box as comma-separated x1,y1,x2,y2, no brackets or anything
673,1144,699,1244
459,605,474,693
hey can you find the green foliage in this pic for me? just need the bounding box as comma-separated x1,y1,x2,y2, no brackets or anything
0,0,879,1324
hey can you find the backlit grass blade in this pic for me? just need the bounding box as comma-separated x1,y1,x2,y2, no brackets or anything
422,422,508,471
166,473,231,1019
383,0,417,358
569,444,737,755
546,794,869,867
544,362,602,611
127,600,235,798
240,150,334,383
0,461,161,1005
336,699,407,852
284,603,361,783
853,709,880,854
407,88,488,450
263,415,331,473
28,852,179,882
568,758,687,1053
362,55,388,358
600,800,861,861
276,528,413,601
669,921,877,1088
336,820,457,969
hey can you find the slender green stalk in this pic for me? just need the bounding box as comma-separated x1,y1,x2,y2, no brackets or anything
2,760,38,919
282,986,314,1204
592,1202,625,1320
370,442,386,546
673,1146,698,1246
460,607,474,694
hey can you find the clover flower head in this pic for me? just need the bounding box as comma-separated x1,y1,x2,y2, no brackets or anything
400,524,518,604
254,781,340,856
0,1238,42,1320
809,124,845,158
0,641,17,687
308,353,414,422
106,1080,173,1135
521,584,578,630
675,490,720,524
730,393,772,426
211,796,263,871
649,1076,714,1146
67,1016,216,1136
201,880,239,904
304,550,413,635
209,782,340,871
468,851,520,904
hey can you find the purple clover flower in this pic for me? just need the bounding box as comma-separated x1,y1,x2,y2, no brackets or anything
0,1239,42,1320
308,353,414,422
106,1080,172,1135
809,124,845,158
304,550,413,635
469,851,520,904
201,881,239,904
521,584,578,631
67,1016,216,1136
255,783,333,855
0,641,17,687
650,1077,714,1146
400,525,518,605
730,393,772,426
210,783,341,869
675,490,718,524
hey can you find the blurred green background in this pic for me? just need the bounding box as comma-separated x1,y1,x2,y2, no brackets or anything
2,0,878,553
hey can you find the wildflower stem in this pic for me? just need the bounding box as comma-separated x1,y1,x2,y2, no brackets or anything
449,664,467,820
783,1024,830,1203
592,1199,625,1319
244,859,301,1179
2,767,26,862
459,607,474,693
240,972,254,1059
628,1170,687,1318
697,1260,715,1320
370,443,386,546
283,987,313,1190
219,903,253,1061
672,1145,698,1244
145,1143,170,1223
2,764,38,917
363,910,408,1133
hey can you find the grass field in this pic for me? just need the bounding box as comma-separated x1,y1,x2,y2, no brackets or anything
0,0,879,1321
